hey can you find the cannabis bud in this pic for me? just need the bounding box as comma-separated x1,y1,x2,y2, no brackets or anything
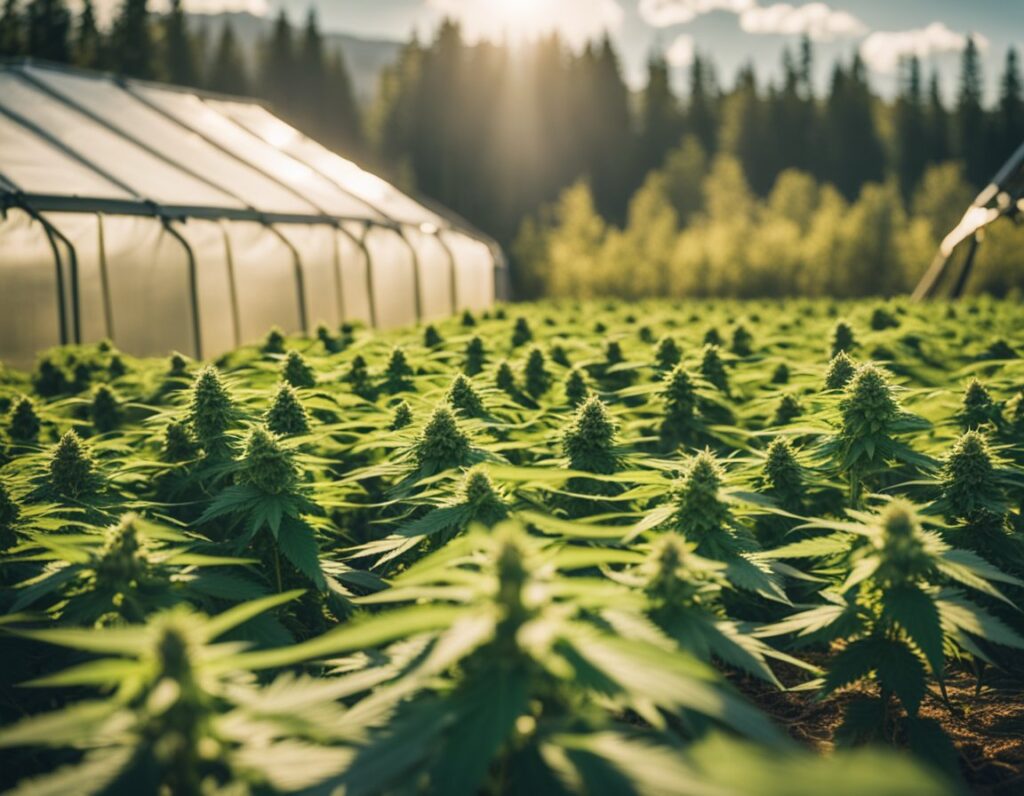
0,480,20,550
771,363,790,385
95,513,147,586
238,426,298,495
959,378,1001,431
316,324,340,354
644,533,703,608
90,385,121,433
33,357,68,397
638,325,654,344
168,352,189,377
384,346,413,392
671,450,731,542
163,421,197,462
511,317,533,347
655,333,679,368
415,405,471,472
263,327,286,354
550,344,571,368
940,431,1004,520
447,374,485,417
282,350,316,389
604,340,624,366
564,368,590,407
461,309,477,327
731,324,753,356
8,396,41,443
188,366,234,455
763,437,803,511
390,400,413,431
771,394,802,426
423,324,443,348
458,468,509,526
345,355,373,398
839,364,899,442
108,355,126,379
562,396,617,474
700,344,729,393
49,430,97,498
830,320,856,357
496,361,517,396
876,500,930,585
661,365,696,442
524,347,551,398
464,336,486,376
870,306,900,331
824,351,856,391
265,382,310,436
703,328,722,347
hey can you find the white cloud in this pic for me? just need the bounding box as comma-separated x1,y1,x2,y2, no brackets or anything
859,22,989,75
638,0,754,28
739,2,866,41
665,33,695,67
427,0,624,48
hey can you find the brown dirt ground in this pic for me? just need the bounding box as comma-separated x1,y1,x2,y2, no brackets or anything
731,657,1024,794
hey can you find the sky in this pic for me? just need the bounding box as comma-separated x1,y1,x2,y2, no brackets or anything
155,0,1022,100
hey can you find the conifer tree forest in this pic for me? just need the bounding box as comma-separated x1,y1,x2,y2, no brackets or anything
2,1,1023,298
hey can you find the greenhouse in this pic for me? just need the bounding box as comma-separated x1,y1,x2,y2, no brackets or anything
0,60,505,367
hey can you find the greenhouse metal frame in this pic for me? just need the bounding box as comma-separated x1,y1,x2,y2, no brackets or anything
0,59,506,367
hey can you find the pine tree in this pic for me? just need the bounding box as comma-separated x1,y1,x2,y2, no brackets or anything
325,48,364,155
163,0,197,87
636,54,681,179
894,56,927,197
822,54,885,199
996,48,1023,163
260,10,296,117
587,35,634,221
924,70,950,166
72,0,101,68
26,0,70,62
207,21,248,96
109,0,153,79
0,0,24,56
686,52,718,156
956,35,986,185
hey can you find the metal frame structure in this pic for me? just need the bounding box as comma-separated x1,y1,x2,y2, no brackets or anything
913,140,1024,300
0,58,506,364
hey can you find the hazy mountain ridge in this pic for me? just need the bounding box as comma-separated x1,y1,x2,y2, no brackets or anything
187,11,401,104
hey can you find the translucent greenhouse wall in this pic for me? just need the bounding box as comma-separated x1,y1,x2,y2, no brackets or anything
0,61,505,368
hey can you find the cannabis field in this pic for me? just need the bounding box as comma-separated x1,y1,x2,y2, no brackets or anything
1,299,1023,795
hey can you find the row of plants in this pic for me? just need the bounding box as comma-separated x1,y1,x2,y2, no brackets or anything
1,297,1022,795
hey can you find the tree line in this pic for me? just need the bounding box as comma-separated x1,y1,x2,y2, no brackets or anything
1,4,1022,296
0,0,364,156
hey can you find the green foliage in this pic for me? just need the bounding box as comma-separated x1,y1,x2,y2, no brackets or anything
2,298,1022,794
654,335,681,369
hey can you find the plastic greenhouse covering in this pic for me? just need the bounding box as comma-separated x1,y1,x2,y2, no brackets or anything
0,61,505,367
